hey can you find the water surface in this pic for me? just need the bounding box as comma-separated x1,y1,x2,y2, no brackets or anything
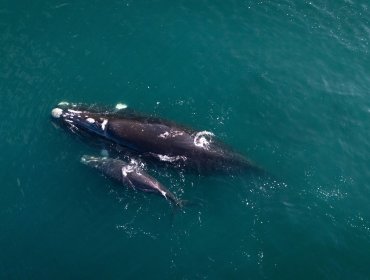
1,0,370,279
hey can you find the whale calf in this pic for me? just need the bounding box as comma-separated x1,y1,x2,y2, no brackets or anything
81,155,186,207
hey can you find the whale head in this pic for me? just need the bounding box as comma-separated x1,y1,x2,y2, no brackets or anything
51,102,109,137
81,155,126,182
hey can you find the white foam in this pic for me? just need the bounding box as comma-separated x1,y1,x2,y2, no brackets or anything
51,108,63,118
193,131,214,149
121,166,134,177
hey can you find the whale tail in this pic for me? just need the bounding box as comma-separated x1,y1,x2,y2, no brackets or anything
169,198,204,226
174,198,204,209
175,199,190,209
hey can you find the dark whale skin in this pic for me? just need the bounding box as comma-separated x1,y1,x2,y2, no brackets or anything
51,102,260,174
81,155,185,207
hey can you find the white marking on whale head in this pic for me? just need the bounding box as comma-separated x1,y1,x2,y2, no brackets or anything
193,131,214,149
80,155,99,164
115,103,127,110
101,119,108,130
58,101,69,106
51,108,63,118
67,109,82,114
86,117,95,124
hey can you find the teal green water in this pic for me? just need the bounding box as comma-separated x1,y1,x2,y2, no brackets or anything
1,1,370,279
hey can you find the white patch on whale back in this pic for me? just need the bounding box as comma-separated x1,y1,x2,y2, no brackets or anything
160,190,167,198
86,117,95,123
156,154,187,162
101,119,108,130
159,131,169,138
193,131,214,149
172,131,184,137
115,103,128,110
121,165,134,177
51,108,63,118
158,130,184,139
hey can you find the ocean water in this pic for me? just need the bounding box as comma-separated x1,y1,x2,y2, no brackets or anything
1,0,370,279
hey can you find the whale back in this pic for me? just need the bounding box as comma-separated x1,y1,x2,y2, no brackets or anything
106,117,199,155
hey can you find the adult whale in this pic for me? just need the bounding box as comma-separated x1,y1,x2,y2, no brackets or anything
51,102,261,174
81,155,186,207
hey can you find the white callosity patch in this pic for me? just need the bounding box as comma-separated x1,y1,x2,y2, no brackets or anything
193,131,214,149
58,101,69,106
115,103,128,110
86,118,95,124
67,109,82,114
51,108,63,118
80,157,87,163
80,155,99,164
101,119,108,131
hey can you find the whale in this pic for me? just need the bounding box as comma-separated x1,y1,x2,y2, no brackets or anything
81,155,186,207
51,102,261,174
